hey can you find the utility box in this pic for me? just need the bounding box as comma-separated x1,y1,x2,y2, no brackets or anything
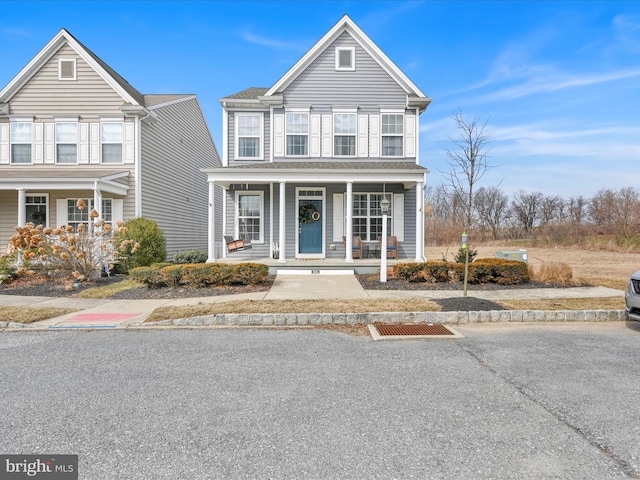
494,250,528,263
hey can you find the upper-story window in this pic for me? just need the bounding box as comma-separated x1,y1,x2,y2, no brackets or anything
286,113,308,156
59,59,76,80
101,122,123,164
334,113,356,157
10,122,32,164
381,114,404,157
55,122,78,164
236,114,262,159
335,47,355,71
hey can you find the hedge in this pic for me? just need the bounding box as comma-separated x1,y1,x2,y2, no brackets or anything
129,262,269,288
394,258,529,285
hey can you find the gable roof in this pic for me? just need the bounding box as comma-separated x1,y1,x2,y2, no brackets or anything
264,15,430,109
0,28,145,106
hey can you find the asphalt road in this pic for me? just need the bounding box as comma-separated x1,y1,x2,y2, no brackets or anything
1,322,639,479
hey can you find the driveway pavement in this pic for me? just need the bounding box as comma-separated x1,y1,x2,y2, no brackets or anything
1,322,639,479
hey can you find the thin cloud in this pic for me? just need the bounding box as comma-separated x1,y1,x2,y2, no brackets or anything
240,30,305,51
1,27,32,38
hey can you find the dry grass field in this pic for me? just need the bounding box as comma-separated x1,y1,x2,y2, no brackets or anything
426,245,640,291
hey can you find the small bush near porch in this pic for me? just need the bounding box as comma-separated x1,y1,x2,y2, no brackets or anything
129,262,269,288
394,259,529,285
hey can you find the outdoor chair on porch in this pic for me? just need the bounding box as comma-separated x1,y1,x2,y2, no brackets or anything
379,235,398,259
225,236,252,253
342,235,362,259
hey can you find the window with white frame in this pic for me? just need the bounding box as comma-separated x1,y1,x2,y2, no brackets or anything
236,114,261,159
59,59,76,80
101,122,123,164
334,113,357,156
56,122,78,164
286,113,308,156
236,191,263,242
352,193,392,241
26,195,48,226
381,114,404,157
10,122,32,164
335,47,355,71
66,198,113,230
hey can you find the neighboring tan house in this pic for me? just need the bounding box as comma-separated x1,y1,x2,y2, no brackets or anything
0,28,221,258
203,15,431,264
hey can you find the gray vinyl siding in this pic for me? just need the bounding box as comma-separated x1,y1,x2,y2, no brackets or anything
8,44,126,118
140,97,220,258
224,185,271,258
0,191,18,248
282,32,407,108
227,111,270,166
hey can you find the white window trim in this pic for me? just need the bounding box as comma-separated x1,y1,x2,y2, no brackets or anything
25,193,49,227
333,112,357,158
235,113,263,160
58,58,76,81
55,121,78,164
61,198,115,228
380,112,405,158
351,192,393,242
285,111,310,158
335,47,355,71
100,121,124,164
235,190,264,243
10,121,33,165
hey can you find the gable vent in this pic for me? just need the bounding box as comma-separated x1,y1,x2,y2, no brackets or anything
59,59,76,80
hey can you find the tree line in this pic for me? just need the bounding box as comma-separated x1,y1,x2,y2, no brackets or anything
425,185,640,248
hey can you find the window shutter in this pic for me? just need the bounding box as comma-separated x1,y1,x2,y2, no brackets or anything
405,112,416,158
79,123,89,164
33,123,44,164
357,115,368,158
309,114,321,157
321,115,332,157
90,123,100,164
112,199,124,224
272,114,284,158
333,193,344,241
369,115,379,157
44,123,55,164
0,123,9,164
123,122,134,164
393,193,404,242
56,199,68,227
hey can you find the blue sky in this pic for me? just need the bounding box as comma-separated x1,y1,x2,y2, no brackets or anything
1,1,639,198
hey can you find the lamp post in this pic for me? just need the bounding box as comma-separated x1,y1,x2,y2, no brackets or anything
380,197,391,282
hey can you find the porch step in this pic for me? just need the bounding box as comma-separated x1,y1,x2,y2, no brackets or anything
276,269,354,276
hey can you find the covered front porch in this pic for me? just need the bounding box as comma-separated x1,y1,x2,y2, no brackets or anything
203,161,427,266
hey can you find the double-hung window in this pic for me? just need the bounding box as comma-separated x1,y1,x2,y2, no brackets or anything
101,122,123,164
334,113,356,157
56,122,78,164
381,114,404,157
235,191,263,242
286,113,308,156
352,193,392,241
67,198,113,231
236,114,262,159
10,122,32,164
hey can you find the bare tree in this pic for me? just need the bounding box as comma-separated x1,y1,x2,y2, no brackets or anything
511,190,544,234
474,186,509,240
442,110,493,296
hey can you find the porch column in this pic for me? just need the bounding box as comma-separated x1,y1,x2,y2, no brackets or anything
93,181,102,219
415,180,424,262
345,181,353,263
207,182,216,263
278,181,286,263
17,189,26,226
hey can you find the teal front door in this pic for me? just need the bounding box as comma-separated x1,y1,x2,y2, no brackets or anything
298,199,323,255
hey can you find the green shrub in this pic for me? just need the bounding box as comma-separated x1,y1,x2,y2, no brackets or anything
114,218,167,273
180,263,212,287
173,249,208,264
129,266,165,288
160,265,184,287
394,262,452,283
452,258,529,285
453,245,478,263
0,254,17,283
231,263,269,285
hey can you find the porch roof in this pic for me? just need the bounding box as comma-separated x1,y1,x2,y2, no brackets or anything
0,169,129,196
202,161,428,188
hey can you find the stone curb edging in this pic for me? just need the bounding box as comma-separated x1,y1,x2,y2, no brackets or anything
142,309,628,327
0,309,629,330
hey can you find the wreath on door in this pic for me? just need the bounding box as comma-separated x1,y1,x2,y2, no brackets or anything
299,203,320,224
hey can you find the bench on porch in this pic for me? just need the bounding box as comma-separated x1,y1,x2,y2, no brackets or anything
225,236,252,253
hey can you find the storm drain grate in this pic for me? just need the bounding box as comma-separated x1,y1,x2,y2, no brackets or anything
369,323,463,341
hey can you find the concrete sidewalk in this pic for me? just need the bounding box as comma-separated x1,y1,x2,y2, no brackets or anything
0,272,626,329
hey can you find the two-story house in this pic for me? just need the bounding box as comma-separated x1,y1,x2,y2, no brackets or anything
0,28,221,258
203,15,431,264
